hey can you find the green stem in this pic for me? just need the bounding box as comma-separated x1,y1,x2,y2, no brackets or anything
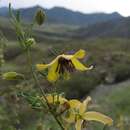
103,125,107,130
8,5,64,129
26,48,65,130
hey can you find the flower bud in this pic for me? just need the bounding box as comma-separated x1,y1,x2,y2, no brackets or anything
25,38,35,48
2,71,24,80
35,9,46,26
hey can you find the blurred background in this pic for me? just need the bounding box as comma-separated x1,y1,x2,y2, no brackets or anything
0,0,130,130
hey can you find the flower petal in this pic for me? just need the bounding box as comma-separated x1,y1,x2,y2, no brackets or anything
61,54,73,60
36,55,60,71
47,60,59,82
79,96,92,114
49,55,62,65
83,111,113,126
46,94,67,104
36,64,49,71
46,94,54,104
69,99,81,109
64,110,76,123
74,49,86,59
72,58,93,71
75,119,83,130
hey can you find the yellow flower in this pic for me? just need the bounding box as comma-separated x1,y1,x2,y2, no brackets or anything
45,94,68,105
36,49,93,82
65,96,113,130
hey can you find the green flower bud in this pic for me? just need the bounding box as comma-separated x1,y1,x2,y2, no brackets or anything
25,38,36,48
2,71,24,80
35,9,46,26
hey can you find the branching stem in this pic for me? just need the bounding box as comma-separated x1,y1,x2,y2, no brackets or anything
26,48,65,130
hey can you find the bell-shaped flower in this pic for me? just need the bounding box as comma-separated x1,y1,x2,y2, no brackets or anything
65,96,113,130
45,94,68,105
36,49,93,82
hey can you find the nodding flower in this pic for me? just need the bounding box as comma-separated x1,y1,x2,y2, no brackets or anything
36,49,93,82
65,96,113,130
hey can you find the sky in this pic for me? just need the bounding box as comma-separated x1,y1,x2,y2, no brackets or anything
0,0,130,16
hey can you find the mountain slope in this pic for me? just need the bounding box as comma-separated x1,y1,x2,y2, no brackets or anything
0,7,8,17
0,6,123,26
74,17,130,38
1,16,130,40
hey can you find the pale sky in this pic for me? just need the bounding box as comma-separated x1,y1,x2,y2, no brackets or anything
0,0,130,16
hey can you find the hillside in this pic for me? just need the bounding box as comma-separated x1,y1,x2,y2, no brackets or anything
90,80,130,130
74,17,130,38
0,6,122,26
1,6,126,40
1,16,130,40
0,19,75,42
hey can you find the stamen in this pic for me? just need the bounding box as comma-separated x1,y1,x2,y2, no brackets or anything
56,57,75,74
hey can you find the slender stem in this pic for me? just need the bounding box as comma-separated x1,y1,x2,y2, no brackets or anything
9,5,64,129
26,48,65,130
103,125,107,130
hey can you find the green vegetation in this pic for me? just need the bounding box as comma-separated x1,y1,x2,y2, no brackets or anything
91,80,130,130
0,9,130,130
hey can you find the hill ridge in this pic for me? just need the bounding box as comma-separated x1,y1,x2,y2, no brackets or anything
0,6,123,26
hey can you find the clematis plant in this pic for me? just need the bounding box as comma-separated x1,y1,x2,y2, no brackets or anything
36,49,93,82
65,97,113,130
1,3,113,130
45,94,68,105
